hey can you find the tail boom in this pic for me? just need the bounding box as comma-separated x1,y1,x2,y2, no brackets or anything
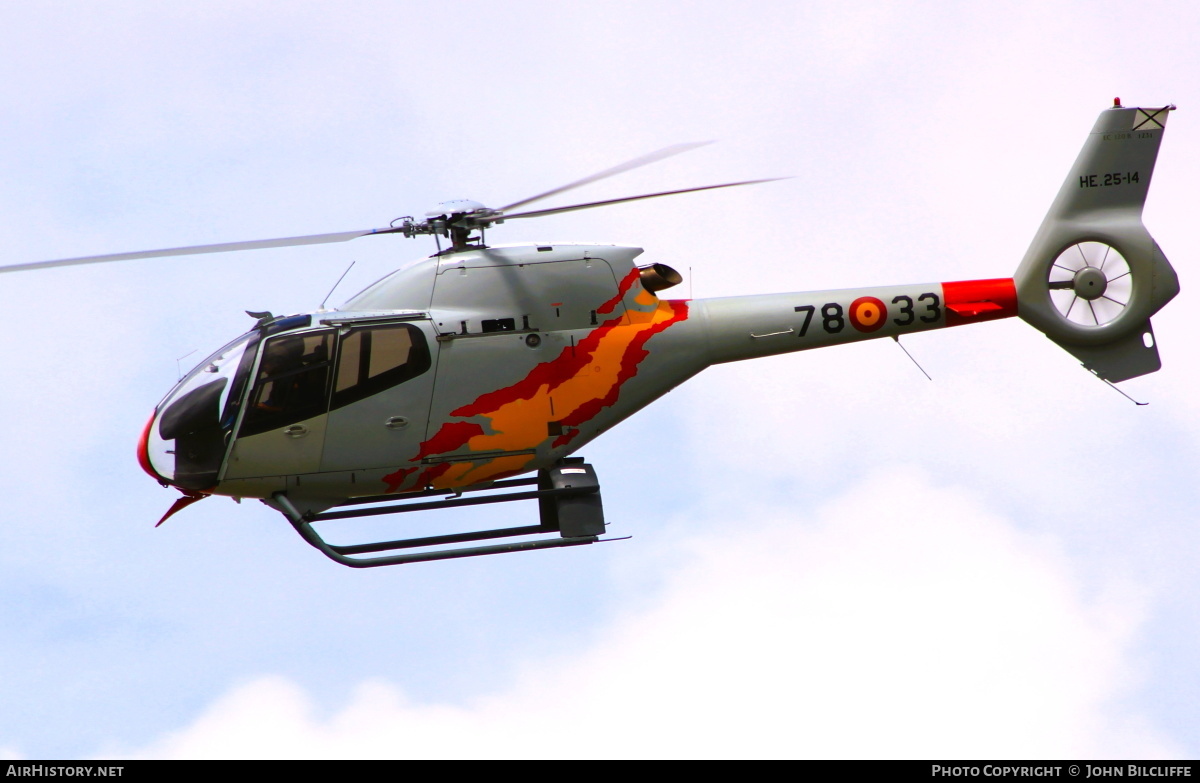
694,277,1017,365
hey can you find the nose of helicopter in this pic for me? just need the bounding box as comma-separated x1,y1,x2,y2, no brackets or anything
139,377,232,491
137,412,168,485
139,407,217,527
138,331,258,492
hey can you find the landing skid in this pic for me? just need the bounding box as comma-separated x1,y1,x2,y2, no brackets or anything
271,459,618,567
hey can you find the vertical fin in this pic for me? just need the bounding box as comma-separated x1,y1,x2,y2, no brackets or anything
1013,102,1178,382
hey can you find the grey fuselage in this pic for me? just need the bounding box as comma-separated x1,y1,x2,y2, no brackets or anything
140,242,1010,511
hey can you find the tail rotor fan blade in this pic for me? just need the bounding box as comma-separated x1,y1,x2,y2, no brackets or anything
1063,292,1081,322
1092,294,1127,324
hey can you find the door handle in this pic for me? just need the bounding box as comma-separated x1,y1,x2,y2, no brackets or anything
385,416,410,430
284,424,308,439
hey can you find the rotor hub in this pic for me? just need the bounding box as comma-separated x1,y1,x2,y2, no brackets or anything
426,200,488,219
1073,266,1108,300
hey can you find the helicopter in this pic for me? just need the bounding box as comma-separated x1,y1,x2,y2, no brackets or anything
1,100,1178,567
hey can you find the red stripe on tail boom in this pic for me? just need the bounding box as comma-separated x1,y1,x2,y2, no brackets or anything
942,278,1018,327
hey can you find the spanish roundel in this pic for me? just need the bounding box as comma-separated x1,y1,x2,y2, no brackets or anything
849,296,887,332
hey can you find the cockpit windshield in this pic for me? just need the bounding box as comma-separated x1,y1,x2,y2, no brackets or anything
158,331,260,422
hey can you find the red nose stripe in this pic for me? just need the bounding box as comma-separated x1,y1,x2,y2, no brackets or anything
137,413,166,483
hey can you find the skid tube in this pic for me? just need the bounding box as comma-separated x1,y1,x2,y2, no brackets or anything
272,459,616,567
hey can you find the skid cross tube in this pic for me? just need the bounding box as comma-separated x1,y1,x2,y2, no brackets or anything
310,485,592,521
332,476,542,507
271,463,608,567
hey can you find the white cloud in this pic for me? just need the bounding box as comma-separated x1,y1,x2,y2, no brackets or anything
116,469,1178,759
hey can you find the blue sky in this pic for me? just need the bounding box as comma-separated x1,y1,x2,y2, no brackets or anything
1,1,1197,758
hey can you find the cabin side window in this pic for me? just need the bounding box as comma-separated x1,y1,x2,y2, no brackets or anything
238,331,334,437
331,323,431,410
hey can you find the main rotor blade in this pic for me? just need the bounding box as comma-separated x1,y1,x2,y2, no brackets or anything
498,141,713,213
0,226,402,274
491,178,788,222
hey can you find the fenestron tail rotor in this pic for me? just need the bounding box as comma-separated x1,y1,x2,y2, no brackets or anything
1047,241,1132,327
1014,102,1179,383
